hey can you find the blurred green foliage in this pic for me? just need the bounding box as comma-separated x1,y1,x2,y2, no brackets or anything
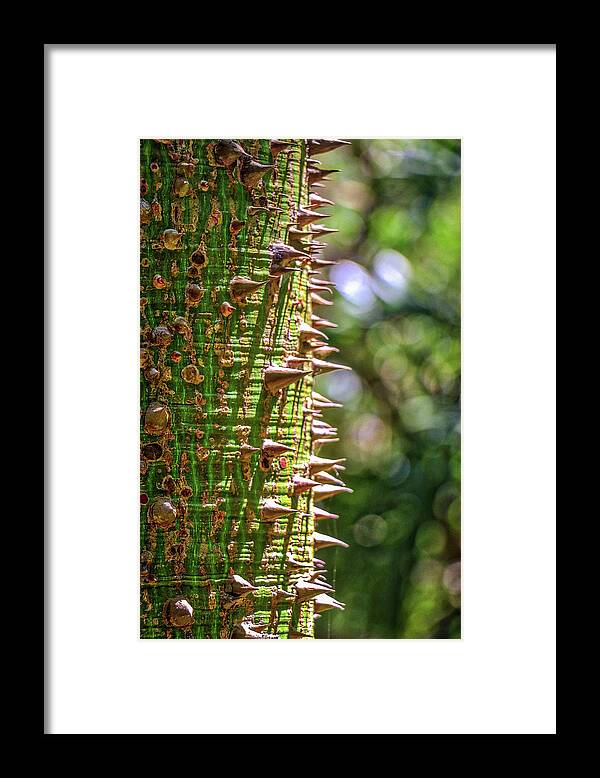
312,139,461,638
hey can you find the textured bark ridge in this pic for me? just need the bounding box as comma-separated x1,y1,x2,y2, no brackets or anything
140,138,350,638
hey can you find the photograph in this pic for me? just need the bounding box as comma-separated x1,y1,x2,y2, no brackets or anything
140,138,461,639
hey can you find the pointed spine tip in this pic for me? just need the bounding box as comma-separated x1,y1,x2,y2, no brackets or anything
263,365,311,394
311,358,352,375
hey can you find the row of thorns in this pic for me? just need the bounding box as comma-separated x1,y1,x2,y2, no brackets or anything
159,139,352,638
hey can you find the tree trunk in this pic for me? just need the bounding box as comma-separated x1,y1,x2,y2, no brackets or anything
140,138,348,638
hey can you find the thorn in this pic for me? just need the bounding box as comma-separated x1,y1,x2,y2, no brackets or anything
313,471,346,487
263,365,311,394
295,579,334,603
306,241,329,252
313,437,340,447
309,455,347,475
296,207,331,228
311,358,352,375
308,277,336,288
308,139,351,156
310,224,339,235
239,158,273,189
306,569,330,582
162,597,195,628
310,292,334,307
262,439,294,457
225,573,258,597
309,193,335,208
312,430,338,441
311,315,338,329
299,321,329,342
312,390,342,406
214,139,251,166
312,432,339,443
270,241,310,263
311,420,338,436
312,421,337,435
310,258,338,268
314,531,349,551
228,275,269,301
287,226,314,247
302,406,323,417
307,167,340,184
312,418,337,429
313,593,346,613
302,573,333,590
308,284,333,296
312,345,340,359
313,506,340,522
292,475,321,495
313,557,326,569
260,498,299,521
312,485,353,501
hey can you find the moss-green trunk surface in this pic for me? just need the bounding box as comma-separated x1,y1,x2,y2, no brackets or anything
140,139,320,638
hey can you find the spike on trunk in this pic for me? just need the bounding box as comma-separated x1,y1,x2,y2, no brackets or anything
313,506,340,522
239,158,273,189
296,207,331,228
260,498,298,521
310,224,339,235
310,292,334,307
292,475,321,495
309,193,335,208
311,358,352,375
295,579,334,603
262,439,294,457
299,321,329,342
314,531,349,551
313,594,346,613
313,471,346,487
309,455,347,475
312,485,354,501
225,573,258,597
229,275,269,301
312,345,340,359
308,139,351,155
311,315,338,328
264,365,311,394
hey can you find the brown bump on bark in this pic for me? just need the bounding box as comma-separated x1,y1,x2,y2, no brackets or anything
148,497,177,529
143,401,170,435
163,597,194,628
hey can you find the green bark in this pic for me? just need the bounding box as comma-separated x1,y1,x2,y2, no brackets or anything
140,138,346,639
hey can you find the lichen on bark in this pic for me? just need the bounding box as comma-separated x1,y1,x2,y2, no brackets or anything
140,138,348,639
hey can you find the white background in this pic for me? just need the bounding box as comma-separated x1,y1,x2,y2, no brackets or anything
47,45,556,734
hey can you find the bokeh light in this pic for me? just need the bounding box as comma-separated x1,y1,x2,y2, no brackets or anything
311,139,461,639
